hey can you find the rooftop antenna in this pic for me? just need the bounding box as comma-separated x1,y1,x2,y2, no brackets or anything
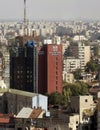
24,0,27,35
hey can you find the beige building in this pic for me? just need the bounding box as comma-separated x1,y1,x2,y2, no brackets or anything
67,95,96,130
78,43,91,70
63,72,74,83
67,114,79,130
63,57,80,73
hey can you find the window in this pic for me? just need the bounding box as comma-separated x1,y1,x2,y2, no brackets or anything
85,99,88,102
76,121,78,124
30,75,32,78
27,75,29,78
56,67,58,69
56,62,58,65
56,57,58,60
56,86,58,90
17,76,19,79
27,71,29,74
30,80,32,82
56,81,58,84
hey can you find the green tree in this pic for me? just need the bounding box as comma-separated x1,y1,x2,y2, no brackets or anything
93,45,99,57
63,82,88,97
48,92,62,105
85,60,99,73
73,68,82,80
63,86,72,102
78,82,89,95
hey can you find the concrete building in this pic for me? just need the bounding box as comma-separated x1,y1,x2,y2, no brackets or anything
63,72,74,83
67,114,79,130
73,35,87,41
78,43,91,70
64,42,91,71
64,45,78,58
0,89,48,115
67,95,96,130
63,57,80,73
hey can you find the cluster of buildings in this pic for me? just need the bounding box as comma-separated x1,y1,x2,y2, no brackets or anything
0,20,99,87
0,89,99,130
0,20,100,130
63,42,91,83
10,36,62,94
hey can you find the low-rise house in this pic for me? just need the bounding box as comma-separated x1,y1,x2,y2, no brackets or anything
15,107,45,130
65,95,96,130
0,113,15,130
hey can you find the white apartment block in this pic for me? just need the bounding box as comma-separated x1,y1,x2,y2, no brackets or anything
63,57,80,73
78,43,91,71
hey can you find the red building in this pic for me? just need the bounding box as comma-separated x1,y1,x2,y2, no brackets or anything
38,44,62,94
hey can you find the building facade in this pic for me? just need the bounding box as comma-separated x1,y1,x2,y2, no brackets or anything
38,43,62,94
10,37,62,94
10,41,38,93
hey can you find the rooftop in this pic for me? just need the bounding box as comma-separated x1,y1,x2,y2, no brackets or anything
16,107,44,119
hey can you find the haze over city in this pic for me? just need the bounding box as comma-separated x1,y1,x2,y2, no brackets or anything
0,0,100,20
0,0,100,129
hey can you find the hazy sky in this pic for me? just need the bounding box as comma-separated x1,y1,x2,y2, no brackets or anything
0,0,100,20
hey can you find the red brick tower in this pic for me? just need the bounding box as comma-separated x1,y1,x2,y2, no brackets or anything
38,44,62,94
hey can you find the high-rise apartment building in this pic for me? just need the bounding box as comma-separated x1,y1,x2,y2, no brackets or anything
64,42,90,71
10,37,62,94
78,42,91,70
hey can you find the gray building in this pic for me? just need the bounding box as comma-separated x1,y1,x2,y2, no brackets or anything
0,89,48,115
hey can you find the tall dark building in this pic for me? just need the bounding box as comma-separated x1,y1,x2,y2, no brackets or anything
10,40,38,93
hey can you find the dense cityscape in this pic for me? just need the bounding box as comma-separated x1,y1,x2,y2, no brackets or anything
0,0,100,130
0,19,99,130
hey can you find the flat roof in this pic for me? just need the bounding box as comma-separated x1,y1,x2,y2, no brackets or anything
0,88,47,98
8,89,38,97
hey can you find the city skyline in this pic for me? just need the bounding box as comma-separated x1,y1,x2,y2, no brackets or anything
0,0,100,21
